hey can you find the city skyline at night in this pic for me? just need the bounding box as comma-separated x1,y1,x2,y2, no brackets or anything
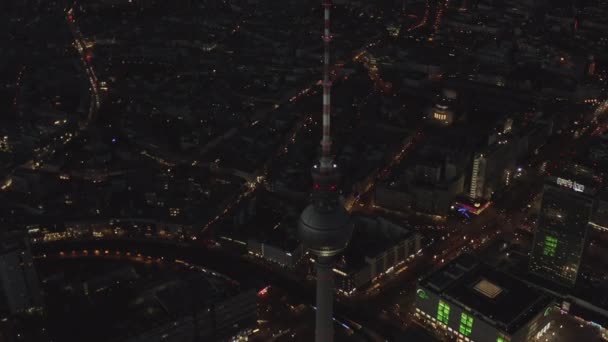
1,0,608,341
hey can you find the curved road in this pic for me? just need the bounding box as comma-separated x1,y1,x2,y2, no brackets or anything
34,238,400,340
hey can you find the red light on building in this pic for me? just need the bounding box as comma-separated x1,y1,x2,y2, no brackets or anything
258,286,270,297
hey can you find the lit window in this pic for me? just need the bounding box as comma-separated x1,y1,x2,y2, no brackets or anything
497,337,509,342
169,208,180,217
543,236,558,257
433,112,448,121
437,301,451,325
459,313,474,336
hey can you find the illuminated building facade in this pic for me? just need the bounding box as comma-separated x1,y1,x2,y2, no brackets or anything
469,138,519,201
415,254,554,342
529,175,596,288
247,237,304,268
427,93,456,126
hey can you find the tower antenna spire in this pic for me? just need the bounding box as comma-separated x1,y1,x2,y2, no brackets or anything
320,0,333,172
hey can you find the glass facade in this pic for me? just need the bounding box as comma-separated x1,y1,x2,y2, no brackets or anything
459,312,473,336
529,179,594,287
437,301,450,325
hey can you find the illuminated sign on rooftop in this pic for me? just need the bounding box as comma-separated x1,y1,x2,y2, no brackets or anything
417,289,429,300
556,177,584,193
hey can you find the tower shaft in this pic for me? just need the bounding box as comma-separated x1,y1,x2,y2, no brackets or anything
315,256,334,342
321,0,333,172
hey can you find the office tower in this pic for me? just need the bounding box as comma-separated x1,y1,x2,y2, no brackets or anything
529,173,595,287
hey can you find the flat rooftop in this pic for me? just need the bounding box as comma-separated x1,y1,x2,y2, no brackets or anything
420,254,553,333
340,215,417,271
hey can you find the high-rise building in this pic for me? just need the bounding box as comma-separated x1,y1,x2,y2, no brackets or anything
469,135,519,201
529,171,597,288
298,1,353,341
0,231,43,315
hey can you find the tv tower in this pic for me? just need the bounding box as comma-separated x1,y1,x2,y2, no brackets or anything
298,1,353,342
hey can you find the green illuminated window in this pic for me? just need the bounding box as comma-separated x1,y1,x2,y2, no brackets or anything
437,301,450,325
543,236,558,257
459,312,474,336
497,337,508,342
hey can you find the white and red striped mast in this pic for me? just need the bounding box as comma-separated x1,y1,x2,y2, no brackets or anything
320,0,333,173
300,4,353,342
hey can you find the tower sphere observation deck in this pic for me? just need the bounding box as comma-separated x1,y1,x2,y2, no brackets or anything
299,165,352,257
